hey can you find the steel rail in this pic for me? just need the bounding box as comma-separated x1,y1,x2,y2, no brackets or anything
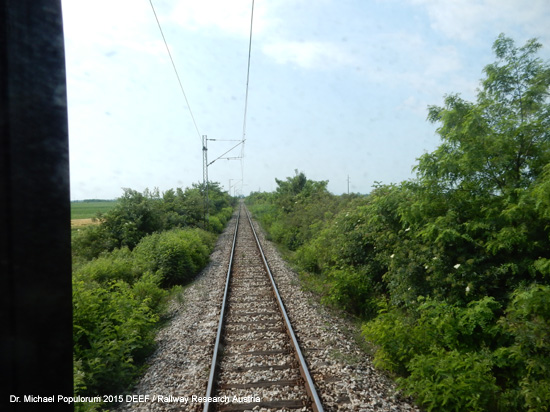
203,206,241,412
203,203,324,412
244,207,325,412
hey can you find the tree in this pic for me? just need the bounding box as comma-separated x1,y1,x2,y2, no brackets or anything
417,34,550,196
275,169,309,196
100,188,164,250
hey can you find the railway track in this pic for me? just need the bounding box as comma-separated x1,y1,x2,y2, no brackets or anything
203,204,324,412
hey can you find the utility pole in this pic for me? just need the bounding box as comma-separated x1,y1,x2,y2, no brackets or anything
202,135,209,225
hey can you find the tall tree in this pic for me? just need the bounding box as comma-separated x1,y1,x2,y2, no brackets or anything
416,34,550,196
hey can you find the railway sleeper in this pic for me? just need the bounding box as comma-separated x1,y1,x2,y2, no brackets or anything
218,399,310,411
219,379,301,389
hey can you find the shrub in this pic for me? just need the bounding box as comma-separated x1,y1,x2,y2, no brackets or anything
72,224,116,261
133,228,214,287
364,297,502,369
246,35,550,411
72,185,233,404
208,215,223,233
322,267,379,318
400,348,498,412
362,303,422,374
131,271,168,313
499,284,550,411
216,206,234,226
75,247,137,284
73,277,158,396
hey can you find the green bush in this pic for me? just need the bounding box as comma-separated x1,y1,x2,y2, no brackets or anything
72,227,214,403
216,206,234,226
208,215,223,233
133,228,214,287
294,239,322,273
246,35,550,412
76,247,137,284
131,271,168,313
72,224,116,261
362,303,421,374
498,284,550,411
322,267,379,318
363,296,502,373
400,348,498,412
72,184,234,260
71,184,233,405
73,276,158,396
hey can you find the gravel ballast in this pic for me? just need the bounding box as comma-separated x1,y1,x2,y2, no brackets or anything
116,210,420,411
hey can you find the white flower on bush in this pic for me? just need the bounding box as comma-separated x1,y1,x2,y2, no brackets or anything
454,263,461,269
465,285,471,294
390,254,395,259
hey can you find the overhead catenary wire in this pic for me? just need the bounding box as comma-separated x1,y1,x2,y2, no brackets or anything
240,0,255,193
242,0,255,143
208,140,246,166
204,0,254,195
148,0,202,145
148,0,254,197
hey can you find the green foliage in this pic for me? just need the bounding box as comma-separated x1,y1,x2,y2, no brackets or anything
72,183,234,260
208,215,223,233
400,348,498,412
72,224,117,262
363,297,502,375
72,184,232,403
216,206,234,226
76,247,137,284
498,284,550,411
247,35,550,411
102,188,165,250
72,226,216,400
420,34,550,195
248,169,341,251
131,271,168,313
533,163,550,222
361,302,418,374
322,267,379,318
133,228,215,287
73,275,159,397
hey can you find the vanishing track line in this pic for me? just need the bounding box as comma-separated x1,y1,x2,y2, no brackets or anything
203,204,324,412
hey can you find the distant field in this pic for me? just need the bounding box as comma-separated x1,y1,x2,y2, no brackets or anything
71,200,117,220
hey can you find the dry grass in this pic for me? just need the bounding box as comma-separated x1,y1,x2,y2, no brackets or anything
71,218,100,228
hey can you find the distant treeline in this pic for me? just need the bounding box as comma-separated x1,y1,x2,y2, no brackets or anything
246,35,550,412
71,199,117,203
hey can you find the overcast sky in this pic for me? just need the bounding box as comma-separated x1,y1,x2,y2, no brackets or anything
62,0,550,200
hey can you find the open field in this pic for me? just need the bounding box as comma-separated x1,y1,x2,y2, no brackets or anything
71,200,117,219
71,218,99,228
71,200,117,230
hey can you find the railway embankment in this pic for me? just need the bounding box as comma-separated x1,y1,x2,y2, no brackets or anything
117,208,419,411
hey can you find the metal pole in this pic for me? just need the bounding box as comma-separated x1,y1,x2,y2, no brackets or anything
202,135,209,224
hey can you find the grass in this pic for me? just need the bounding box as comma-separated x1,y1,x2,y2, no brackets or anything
71,200,117,220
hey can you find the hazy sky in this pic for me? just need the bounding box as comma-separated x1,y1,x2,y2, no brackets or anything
62,0,550,200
